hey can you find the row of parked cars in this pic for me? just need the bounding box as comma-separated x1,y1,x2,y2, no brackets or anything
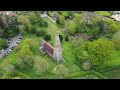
2,35,23,58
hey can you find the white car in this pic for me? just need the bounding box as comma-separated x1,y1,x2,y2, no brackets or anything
7,50,10,54
9,49,12,52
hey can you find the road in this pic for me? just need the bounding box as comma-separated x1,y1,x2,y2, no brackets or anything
0,33,22,58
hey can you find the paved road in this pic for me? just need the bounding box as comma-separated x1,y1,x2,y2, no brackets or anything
0,33,22,58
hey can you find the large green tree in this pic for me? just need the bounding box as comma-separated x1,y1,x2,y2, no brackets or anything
0,38,8,50
17,15,32,33
75,14,82,32
66,20,76,35
88,38,116,69
57,15,65,27
33,56,50,75
53,64,68,78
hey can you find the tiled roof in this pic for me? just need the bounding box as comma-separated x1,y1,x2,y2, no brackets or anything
40,39,54,56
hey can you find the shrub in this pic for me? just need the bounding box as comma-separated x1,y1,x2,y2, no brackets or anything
53,64,68,78
39,30,46,36
33,56,50,75
36,31,41,36
82,61,92,71
112,31,120,49
30,26,37,34
44,34,51,41
15,45,21,52
65,36,68,41
59,35,63,42
0,38,8,50
42,21,48,27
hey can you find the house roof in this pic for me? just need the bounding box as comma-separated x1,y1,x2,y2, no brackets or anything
40,39,54,56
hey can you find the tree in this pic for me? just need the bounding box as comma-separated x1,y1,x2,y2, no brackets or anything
33,56,50,75
0,16,5,28
25,38,35,52
16,55,34,70
44,34,51,41
59,35,63,42
42,21,48,27
57,15,65,27
0,59,16,77
72,38,85,48
0,38,8,50
74,43,89,62
17,15,32,33
82,60,92,70
39,30,46,36
112,31,120,49
88,38,116,69
65,36,68,41
53,64,68,78
0,28,4,38
29,26,37,34
18,25,26,35
75,14,82,32
3,64,16,76
17,45,33,59
27,12,37,24
108,23,119,33
66,20,76,35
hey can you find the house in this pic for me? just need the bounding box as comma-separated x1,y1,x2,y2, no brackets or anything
111,11,120,21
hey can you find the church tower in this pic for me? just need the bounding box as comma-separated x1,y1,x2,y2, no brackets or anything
54,31,63,63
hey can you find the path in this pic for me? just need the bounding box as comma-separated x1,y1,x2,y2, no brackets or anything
41,12,57,28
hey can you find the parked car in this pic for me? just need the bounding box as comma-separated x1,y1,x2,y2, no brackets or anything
10,47,14,50
2,54,6,58
9,49,12,52
7,50,10,54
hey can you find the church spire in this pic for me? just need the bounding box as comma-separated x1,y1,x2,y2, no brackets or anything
54,31,63,63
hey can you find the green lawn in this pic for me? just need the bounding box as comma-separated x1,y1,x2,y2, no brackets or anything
96,11,111,17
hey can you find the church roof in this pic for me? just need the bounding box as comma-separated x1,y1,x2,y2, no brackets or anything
40,39,54,56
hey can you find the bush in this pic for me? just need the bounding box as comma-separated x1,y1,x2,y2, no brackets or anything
39,30,46,36
42,21,48,27
44,34,51,41
65,36,68,41
30,26,37,34
25,38,35,52
112,31,120,49
53,64,68,78
82,61,92,71
0,38,8,50
36,31,41,36
33,56,50,75
15,45,21,52
59,35,63,42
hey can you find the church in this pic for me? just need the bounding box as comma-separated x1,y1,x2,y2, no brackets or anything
39,31,63,63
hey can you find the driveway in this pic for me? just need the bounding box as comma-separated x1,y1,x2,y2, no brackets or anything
0,33,22,58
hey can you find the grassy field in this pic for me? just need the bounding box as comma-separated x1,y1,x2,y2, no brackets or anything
96,11,111,17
